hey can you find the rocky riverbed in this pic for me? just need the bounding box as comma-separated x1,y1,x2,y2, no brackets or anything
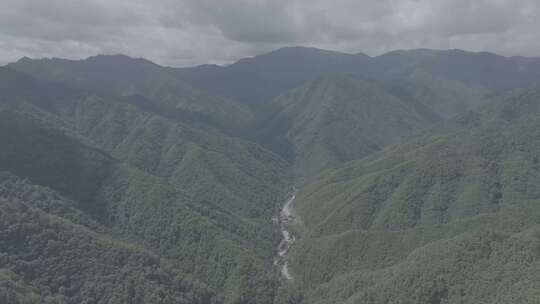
274,192,296,280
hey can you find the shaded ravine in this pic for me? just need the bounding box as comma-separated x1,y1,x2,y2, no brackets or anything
274,191,296,280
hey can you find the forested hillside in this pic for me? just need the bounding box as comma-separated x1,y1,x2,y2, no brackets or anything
2,46,540,304
0,67,291,303
175,47,540,106
0,183,216,304
257,76,440,179
290,87,540,303
9,55,253,132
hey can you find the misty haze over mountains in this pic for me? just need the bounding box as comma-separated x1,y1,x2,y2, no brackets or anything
2,45,540,304
15,47,540,102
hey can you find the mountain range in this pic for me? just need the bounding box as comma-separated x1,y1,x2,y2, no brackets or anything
2,46,540,304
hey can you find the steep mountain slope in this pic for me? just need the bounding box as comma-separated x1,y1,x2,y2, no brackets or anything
303,225,540,304
372,49,540,91
0,116,218,303
176,47,540,110
289,87,540,303
385,70,489,119
8,55,253,132
4,47,540,304
257,76,441,179
13,48,537,121
176,47,370,105
0,68,292,304
0,67,290,219
368,49,540,118
0,183,216,304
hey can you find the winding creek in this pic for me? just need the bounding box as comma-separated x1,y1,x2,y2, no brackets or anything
274,192,296,280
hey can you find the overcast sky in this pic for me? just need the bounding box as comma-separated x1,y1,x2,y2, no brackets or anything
1,0,539,66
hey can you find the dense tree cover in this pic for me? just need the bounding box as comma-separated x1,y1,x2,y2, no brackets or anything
303,227,540,304
175,47,372,105
0,270,45,304
172,47,540,105
369,49,540,91
0,170,219,304
295,88,540,235
9,56,253,132
257,76,441,179
0,70,291,303
288,87,540,303
0,110,115,218
384,70,489,119
0,196,217,304
0,168,283,303
0,67,290,220
3,47,540,304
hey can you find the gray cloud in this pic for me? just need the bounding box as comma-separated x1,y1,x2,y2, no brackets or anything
1,0,539,66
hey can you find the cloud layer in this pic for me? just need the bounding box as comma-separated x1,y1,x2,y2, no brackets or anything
1,0,539,66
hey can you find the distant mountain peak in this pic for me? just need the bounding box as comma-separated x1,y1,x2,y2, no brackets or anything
84,53,158,66
255,46,367,60
16,56,33,63
13,53,158,68
378,48,506,59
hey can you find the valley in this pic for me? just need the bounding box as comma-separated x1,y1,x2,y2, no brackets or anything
2,46,540,304
274,191,296,281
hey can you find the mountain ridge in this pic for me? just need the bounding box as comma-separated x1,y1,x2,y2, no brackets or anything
3,45,540,304
11,47,540,69
288,85,540,302
0,67,293,303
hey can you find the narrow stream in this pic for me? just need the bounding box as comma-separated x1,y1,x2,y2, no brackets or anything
274,192,296,280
